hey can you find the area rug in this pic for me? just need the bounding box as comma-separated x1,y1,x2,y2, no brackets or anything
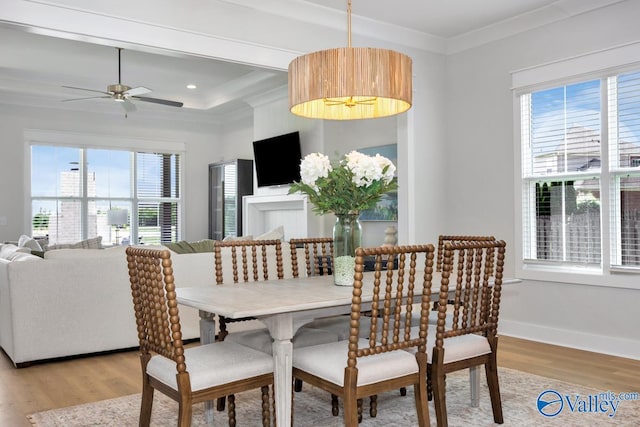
28,367,639,426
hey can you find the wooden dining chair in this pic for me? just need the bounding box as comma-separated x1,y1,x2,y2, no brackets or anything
436,235,496,272
292,244,435,427
290,238,349,341
289,237,368,342
126,246,274,427
289,237,403,415
425,235,496,313
288,237,347,409
428,239,506,427
214,239,338,411
289,237,334,277
214,239,285,342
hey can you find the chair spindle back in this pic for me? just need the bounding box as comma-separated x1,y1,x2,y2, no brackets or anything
349,244,435,366
214,239,284,284
436,235,496,273
289,237,333,277
436,240,506,349
126,246,185,373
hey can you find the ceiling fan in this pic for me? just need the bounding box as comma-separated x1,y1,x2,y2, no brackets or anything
62,47,183,113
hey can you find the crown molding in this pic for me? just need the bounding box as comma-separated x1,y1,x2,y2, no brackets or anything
446,0,626,54
221,0,627,56
219,0,446,54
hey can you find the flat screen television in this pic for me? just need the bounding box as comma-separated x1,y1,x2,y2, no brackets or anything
252,131,302,187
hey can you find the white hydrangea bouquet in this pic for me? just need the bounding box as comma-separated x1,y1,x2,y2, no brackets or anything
289,151,397,285
289,151,397,215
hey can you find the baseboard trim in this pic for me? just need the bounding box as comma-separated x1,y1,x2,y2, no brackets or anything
7,338,201,368
500,319,640,361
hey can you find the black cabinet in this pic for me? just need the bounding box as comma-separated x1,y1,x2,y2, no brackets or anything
208,159,253,240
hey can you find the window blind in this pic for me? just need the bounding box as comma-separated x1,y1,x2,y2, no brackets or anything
608,71,640,267
522,79,603,265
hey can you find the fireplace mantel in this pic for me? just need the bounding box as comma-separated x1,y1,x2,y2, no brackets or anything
242,194,322,240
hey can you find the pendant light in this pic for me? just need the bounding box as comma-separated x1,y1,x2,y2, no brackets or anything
288,0,412,120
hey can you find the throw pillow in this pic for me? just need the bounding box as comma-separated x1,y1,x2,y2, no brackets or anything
188,239,217,252
221,235,254,242
70,236,102,249
47,236,103,250
163,241,194,254
255,225,285,241
30,250,46,259
164,239,216,254
17,234,43,252
45,243,73,250
35,236,49,250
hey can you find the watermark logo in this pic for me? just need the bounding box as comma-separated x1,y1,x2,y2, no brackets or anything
537,390,564,417
537,389,639,418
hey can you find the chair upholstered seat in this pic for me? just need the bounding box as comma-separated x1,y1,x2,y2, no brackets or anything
406,328,491,364
428,334,491,364
226,327,338,355
293,339,420,387
147,341,274,392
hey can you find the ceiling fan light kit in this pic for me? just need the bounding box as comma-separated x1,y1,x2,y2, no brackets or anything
62,48,183,113
288,0,412,120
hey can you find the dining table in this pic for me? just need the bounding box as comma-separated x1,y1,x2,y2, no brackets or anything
176,271,517,427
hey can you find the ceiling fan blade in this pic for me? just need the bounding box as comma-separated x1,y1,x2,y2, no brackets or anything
125,86,152,97
122,99,137,112
62,95,111,102
132,96,183,108
62,85,111,95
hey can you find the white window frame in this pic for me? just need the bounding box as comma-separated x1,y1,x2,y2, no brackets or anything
25,130,185,245
512,42,640,290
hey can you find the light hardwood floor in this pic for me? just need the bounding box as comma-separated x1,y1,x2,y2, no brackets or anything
1,336,638,426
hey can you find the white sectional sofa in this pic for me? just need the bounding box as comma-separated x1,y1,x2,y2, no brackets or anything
0,244,218,367
0,241,302,367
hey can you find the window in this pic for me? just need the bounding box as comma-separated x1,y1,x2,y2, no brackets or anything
31,145,181,246
518,70,640,274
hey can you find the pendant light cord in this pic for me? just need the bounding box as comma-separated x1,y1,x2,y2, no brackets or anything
347,0,352,48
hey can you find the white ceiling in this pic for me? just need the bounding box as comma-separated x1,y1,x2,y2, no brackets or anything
0,0,623,119
0,26,288,118
293,0,561,38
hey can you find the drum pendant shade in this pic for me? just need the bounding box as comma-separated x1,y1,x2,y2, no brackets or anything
288,1,412,120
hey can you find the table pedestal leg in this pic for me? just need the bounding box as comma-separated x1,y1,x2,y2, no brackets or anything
262,313,294,427
470,366,480,407
272,338,293,427
199,311,216,425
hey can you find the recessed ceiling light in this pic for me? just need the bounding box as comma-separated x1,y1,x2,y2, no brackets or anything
186,84,197,89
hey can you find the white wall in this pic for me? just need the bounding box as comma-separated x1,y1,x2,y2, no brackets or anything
217,112,255,163
401,50,448,246
322,117,399,247
445,0,640,358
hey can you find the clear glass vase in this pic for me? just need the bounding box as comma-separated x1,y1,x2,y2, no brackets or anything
332,212,362,286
